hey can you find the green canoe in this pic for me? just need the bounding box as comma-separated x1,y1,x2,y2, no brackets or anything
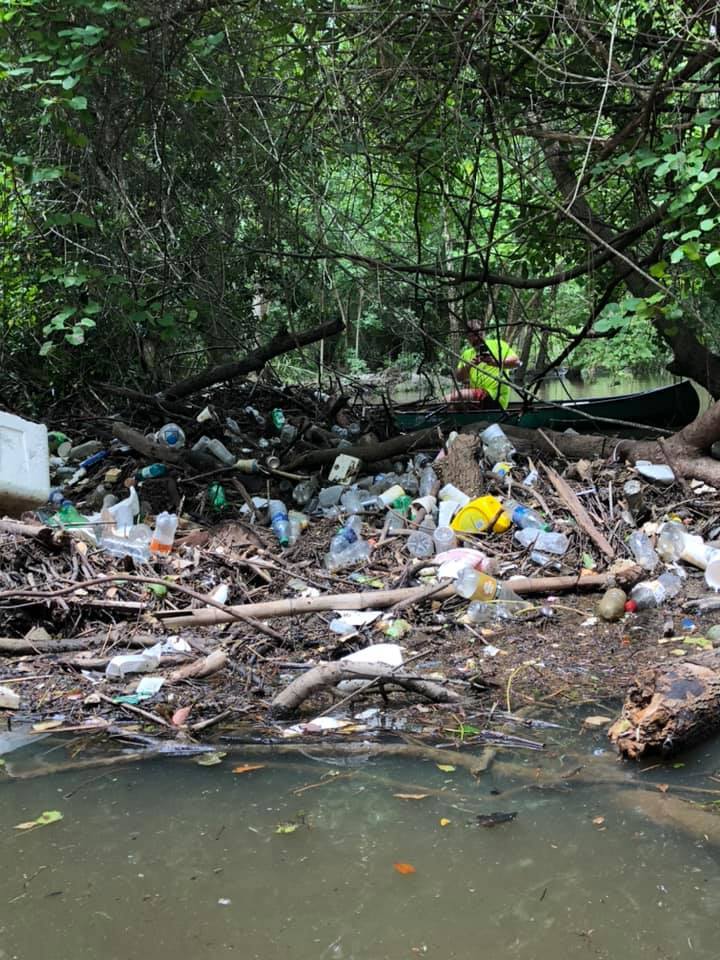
392,379,699,434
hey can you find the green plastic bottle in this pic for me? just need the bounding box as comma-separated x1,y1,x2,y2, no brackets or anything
208,482,227,512
270,408,286,431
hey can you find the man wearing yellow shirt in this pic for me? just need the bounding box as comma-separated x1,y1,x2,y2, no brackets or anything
455,324,520,409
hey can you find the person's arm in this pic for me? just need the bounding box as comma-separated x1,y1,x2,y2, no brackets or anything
456,349,474,383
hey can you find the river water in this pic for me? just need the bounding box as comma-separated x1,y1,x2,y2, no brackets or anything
3,726,720,959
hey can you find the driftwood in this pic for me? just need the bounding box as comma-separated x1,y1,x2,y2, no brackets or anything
167,649,227,682
286,427,442,472
270,660,463,718
609,650,720,759
543,464,614,558
156,567,642,628
0,636,91,655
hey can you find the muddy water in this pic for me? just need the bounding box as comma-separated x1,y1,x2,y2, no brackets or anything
2,730,720,959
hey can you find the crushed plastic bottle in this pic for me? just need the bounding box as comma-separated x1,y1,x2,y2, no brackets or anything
293,478,318,506
269,499,290,546
325,517,371,571
318,485,345,508
480,424,515,464
514,528,569,555
626,531,659,571
630,571,682,609
271,408,286,432
454,567,524,618
243,406,266,429
406,530,434,558
503,498,549,531
155,423,186,448
192,436,236,466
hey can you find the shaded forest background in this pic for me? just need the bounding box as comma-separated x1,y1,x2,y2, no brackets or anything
2,0,720,415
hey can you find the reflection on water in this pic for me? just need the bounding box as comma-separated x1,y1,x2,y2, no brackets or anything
2,728,720,959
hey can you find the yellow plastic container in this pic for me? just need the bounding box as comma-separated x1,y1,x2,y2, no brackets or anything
450,495,511,534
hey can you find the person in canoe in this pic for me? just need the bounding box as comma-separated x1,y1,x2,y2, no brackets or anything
449,323,521,408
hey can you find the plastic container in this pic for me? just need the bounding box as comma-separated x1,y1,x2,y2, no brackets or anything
269,499,290,546
503,498,549,531
437,498,458,529
293,479,318,506
318,485,345,508
492,462,513,479
434,526,456,552
192,436,236,466
630,572,682,609
454,567,523,617
480,424,515,464
438,483,470,508
0,411,50,515
627,531,659,570
451,495,511,534
207,482,227,511
419,466,438,497
406,530,434,558
106,644,162,679
136,463,167,481
325,538,371,572
330,515,362,553
705,557,720,591
154,423,185,448
149,511,179,555
656,523,719,570
514,528,569,555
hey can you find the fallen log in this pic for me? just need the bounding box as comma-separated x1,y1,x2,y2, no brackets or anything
270,660,463,717
0,637,91,655
609,650,720,759
167,649,227,683
155,567,642,628
286,427,442,472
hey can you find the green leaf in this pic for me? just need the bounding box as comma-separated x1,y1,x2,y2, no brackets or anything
700,218,716,232
77,317,96,328
648,261,668,278
31,167,63,183
39,341,55,357
64,331,85,345
670,246,685,264
62,75,79,89
67,95,88,111
146,583,167,597
15,810,63,830
706,249,720,268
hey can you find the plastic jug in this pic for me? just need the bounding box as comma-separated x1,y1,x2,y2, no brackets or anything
451,496,511,534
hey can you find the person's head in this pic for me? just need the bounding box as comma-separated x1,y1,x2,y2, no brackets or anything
466,324,484,348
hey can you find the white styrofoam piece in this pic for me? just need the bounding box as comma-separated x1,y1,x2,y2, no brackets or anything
0,411,50,516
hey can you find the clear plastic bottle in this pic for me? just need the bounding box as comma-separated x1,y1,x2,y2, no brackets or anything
480,424,515,464
293,478,318,506
503,498,549,531
656,521,686,562
434,526,457,552
455,567,523,617
406,530,434,558
318,485,345,508
150,512,178,555
419,466,438,498
325,537,371,572
630,571,682,609
626,531,659,570
330,515,363,553
386,510,406,532
192,436,236,465
155,423,185,448
514,527,569,555
268,499,290,546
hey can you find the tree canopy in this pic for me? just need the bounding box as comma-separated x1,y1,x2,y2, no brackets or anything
2,0,720,408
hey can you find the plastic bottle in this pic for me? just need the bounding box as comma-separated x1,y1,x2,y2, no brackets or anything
656,521,686,562
419,466,438,498
207,482,227,512
454,567,523,617
192,436,236,466
437,498,457,528
630,571,682,609
48,487,66,507
270,409,286,432
434,526,456,552
514,528,569,555
288,511,307,546
330,515,363,553
386,510,405,532
150,512,179,555
406,530,434,558
155,423,186,448
318,485,345,508
325,532,371,571
279,423,298,445
294,479,318,506
136,463,167,481
480,424,515,464
523,469,539,487
50,503,90,528
438,483,470,508
626,531,659,570
268,499,290,546
503,498,549,531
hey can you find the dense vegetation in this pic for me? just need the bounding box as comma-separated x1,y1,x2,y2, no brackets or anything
2,0,720,411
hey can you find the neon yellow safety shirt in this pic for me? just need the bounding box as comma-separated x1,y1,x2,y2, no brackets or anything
458,337,515,409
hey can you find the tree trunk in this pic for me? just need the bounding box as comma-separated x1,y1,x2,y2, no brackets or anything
609,651,720,759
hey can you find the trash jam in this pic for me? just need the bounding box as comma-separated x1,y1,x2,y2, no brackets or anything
3,382,720,771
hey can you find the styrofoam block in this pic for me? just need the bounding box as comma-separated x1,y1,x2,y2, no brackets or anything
0,411,50,516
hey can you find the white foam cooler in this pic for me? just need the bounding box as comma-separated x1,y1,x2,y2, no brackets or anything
0,411,50,516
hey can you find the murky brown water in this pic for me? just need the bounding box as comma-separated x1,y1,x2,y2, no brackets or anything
3,726,720,959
